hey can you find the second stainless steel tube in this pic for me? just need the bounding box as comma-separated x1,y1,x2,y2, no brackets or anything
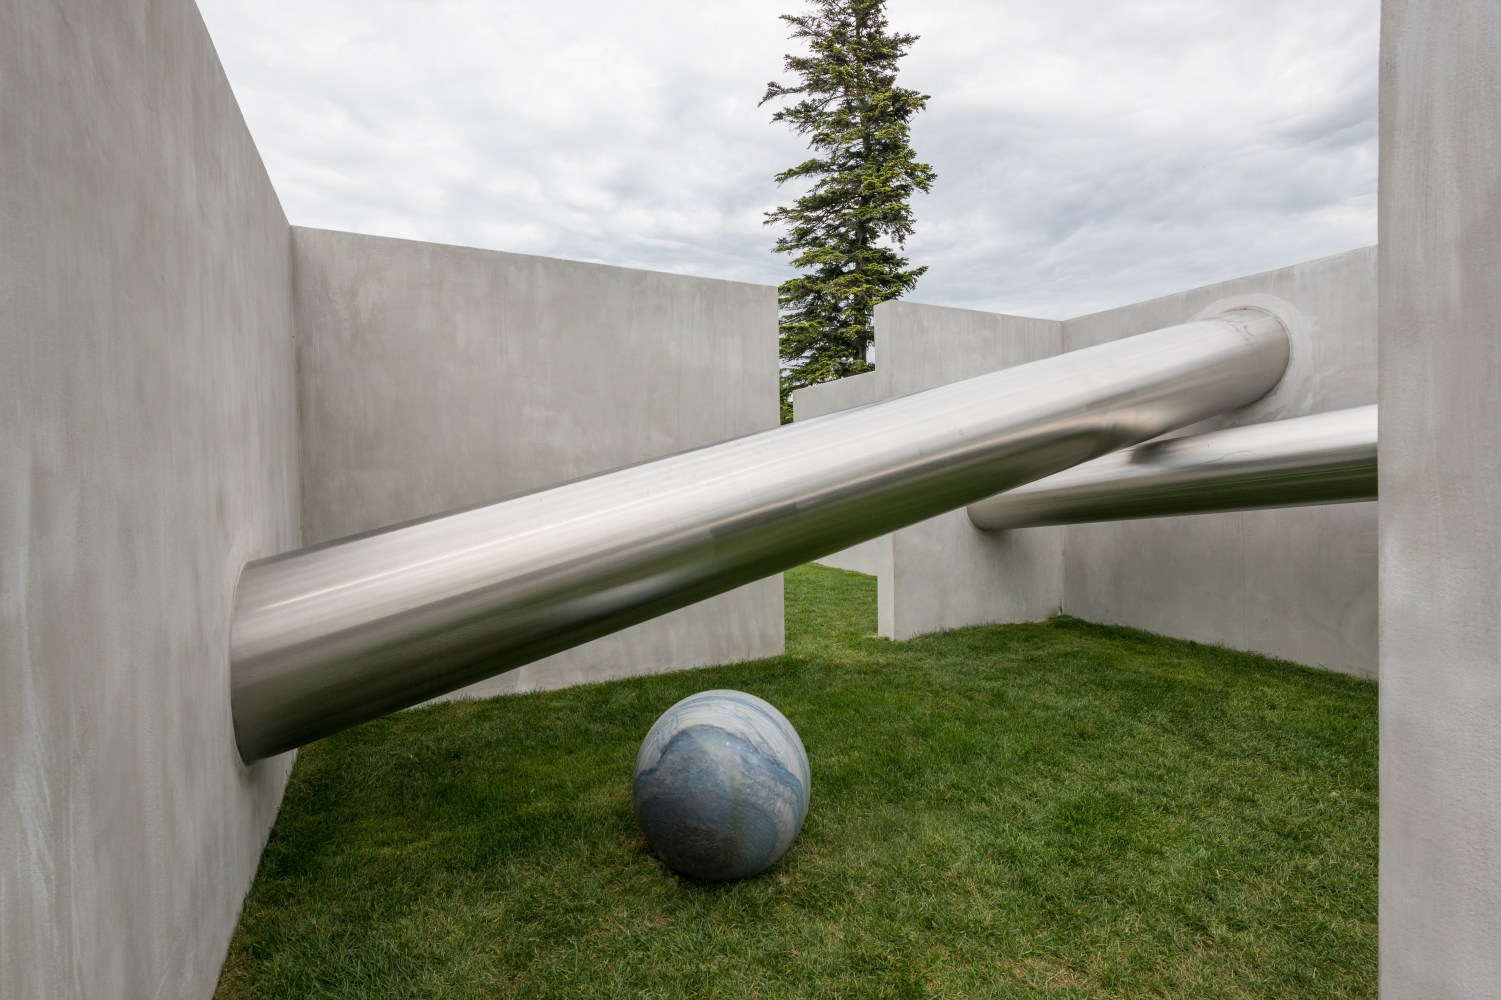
967,405,1377,531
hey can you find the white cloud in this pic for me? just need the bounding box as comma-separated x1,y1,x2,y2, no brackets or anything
196,0,1377,319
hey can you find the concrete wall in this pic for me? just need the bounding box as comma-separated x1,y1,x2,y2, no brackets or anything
293,228,784,696
1,1,300,997
1379,1,1501,993
794,305,1068,638
1,5,788,994
796,250,1377,675
1062,248,1378,676
880,303,1067,639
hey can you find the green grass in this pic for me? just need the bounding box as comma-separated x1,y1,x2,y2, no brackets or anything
217,565,1376,999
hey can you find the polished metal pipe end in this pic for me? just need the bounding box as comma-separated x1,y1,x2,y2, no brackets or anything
1210,307,1292,394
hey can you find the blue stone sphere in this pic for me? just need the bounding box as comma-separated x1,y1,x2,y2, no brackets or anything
632,690,810,881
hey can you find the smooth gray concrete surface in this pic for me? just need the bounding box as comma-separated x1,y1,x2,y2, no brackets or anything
793,369,893,578
1062,248,1378,676
293,228,784,696
793,308,1068,630
1,0,300,996
1379,1,1501,992
819,535,894,581
879,302,1067,639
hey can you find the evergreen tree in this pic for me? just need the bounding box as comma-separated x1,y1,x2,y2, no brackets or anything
762,0,936,422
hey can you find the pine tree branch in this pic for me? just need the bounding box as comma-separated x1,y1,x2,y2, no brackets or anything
762,0,936,422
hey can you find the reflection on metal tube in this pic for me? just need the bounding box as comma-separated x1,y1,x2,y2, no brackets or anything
966,405,1376,531
231,309,1288,760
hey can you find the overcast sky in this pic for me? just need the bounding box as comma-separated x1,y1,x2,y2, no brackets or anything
195,0,1378,319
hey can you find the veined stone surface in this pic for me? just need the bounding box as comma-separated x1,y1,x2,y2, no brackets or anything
632,690,810,881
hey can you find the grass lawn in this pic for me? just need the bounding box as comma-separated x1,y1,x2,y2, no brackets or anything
216,565,1377,999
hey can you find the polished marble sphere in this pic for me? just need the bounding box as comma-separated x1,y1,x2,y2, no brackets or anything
632,689,810,881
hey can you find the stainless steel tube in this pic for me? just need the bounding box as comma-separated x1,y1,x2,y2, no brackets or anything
967,404,1376,531
231,309,1288,760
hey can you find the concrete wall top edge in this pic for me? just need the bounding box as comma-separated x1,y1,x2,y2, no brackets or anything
292,225,776,296
190,4,291,230
792,368,893,421
875,297,1052,325
1064,245,1377,326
